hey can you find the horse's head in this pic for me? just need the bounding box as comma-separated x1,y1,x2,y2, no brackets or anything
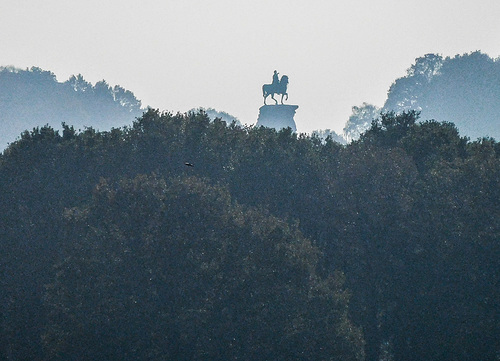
280,75,289,85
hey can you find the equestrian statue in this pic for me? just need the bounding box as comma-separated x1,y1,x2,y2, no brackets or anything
262,70,289,105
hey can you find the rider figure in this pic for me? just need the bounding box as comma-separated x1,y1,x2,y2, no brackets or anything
272,70,279,87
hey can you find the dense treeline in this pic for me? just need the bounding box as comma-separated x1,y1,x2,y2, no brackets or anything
1,109,499,360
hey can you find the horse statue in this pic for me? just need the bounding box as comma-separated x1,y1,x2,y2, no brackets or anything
262,75,289,105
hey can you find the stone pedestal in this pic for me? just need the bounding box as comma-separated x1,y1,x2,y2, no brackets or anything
256,105,298,132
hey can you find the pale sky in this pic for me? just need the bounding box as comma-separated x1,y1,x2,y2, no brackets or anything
2,0,500,133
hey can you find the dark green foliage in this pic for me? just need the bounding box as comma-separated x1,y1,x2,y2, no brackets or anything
311,129,346,145
0,109,499,360
44,175,363,361
331,112,499,361
360,110,420,147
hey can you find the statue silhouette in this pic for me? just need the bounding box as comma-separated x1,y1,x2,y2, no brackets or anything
263,72,289,105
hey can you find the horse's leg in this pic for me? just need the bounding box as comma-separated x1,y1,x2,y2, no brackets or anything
264,93,268,105
271,93,278,105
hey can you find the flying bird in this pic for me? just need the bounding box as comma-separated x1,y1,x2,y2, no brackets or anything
185,162,194,167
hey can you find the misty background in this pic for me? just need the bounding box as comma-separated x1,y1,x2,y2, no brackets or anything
2,51,499,149
2,0,500,135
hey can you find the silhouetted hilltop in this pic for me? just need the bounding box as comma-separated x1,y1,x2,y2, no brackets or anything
0,66,144,149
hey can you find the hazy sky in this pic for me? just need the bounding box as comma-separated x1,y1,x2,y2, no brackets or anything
2,0,500,133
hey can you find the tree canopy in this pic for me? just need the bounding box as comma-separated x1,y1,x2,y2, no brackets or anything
1,109,498,360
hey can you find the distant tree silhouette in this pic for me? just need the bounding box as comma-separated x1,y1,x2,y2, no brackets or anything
383,51,500,139
0,66,143,149
189,107,241,126
343,102,381,142
344,52,500,140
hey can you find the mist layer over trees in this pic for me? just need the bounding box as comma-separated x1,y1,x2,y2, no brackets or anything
0,66,143,150
1,109,498,360
344,51,500,141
